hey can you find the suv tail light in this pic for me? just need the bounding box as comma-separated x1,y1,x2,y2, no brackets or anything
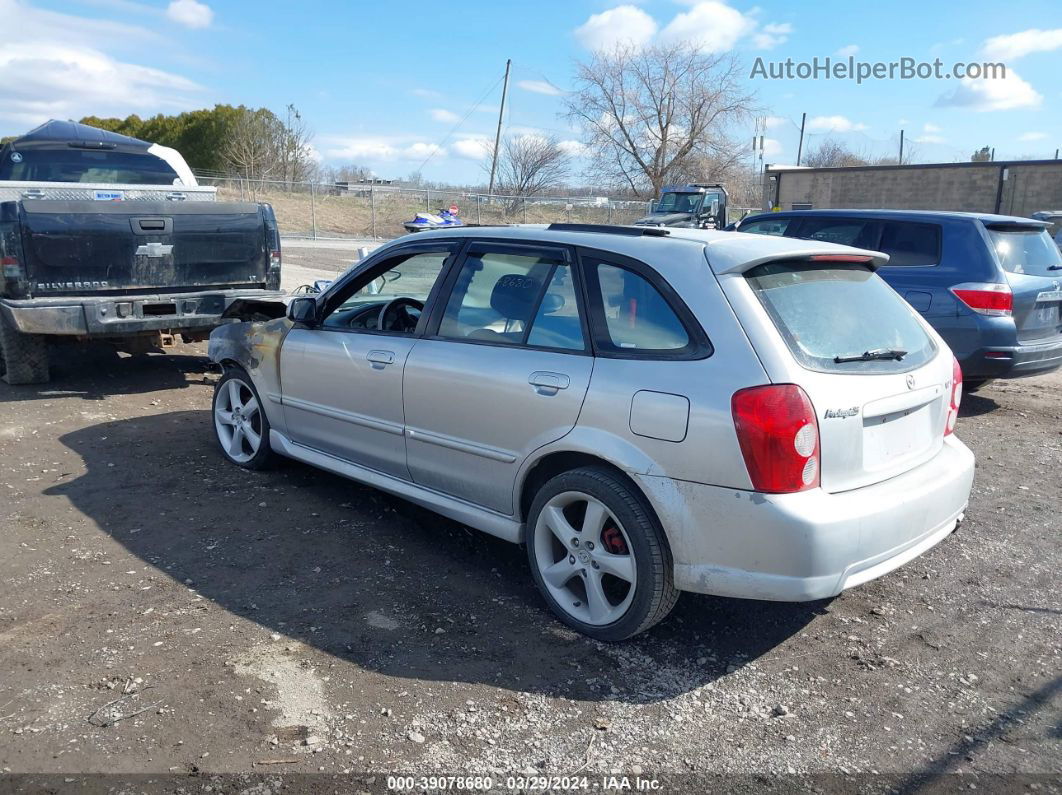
950,282,1012,316
945,356,963,436
731,384,820,494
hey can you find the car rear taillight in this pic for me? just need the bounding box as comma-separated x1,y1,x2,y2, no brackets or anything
731,384,820,494
945,356,963,436
950,283,1012,316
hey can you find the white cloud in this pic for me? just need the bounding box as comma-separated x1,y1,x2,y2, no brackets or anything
1018,131,1048,141
403,142,445,160
923,122,942,133
836,44,859,57
660,2,755,53
452,137,491,160
165,0,213,29
0,42,201,129
914,122,945,143
0,0,202,131
429,108,460,123
410,87,443,99
517,79,564,97
557,139,589,157
574,2,789,54
574,5,658,51
324,137,447,162
982,28,1062,60
764,115,787,129
752,22,792,50
936,69,1041,111
806,115,868,133
762,138,783,158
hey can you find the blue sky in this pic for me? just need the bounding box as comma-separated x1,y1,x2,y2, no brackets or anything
1,0,1060,184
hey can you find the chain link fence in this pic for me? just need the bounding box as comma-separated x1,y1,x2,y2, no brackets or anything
196,175,652,241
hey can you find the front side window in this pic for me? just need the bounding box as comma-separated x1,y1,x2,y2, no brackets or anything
437,248,582,349
322,251,450,333
746,260,936,373
589,260,691,352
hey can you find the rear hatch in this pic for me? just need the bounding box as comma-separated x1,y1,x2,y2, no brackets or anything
983,223,1062,343
739,258,953,493
16,199,269,296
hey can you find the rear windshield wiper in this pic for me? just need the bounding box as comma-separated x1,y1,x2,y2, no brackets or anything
1048,264,1062,270
833,348,907,363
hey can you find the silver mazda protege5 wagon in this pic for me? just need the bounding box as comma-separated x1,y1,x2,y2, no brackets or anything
209,224,975,640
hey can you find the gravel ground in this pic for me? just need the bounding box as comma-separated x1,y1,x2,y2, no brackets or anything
0,333,1059,792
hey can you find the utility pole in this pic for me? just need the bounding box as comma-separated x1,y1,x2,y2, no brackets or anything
796,112,806,166
990,147,996,162
488,59,512,197
898,129,904,165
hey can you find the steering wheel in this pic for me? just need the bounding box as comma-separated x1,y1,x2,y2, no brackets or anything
377,296,424,332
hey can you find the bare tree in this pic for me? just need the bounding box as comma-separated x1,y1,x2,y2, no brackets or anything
274,104,316,184
484,135,571,202
565,42,754,199
222,107,281,180
222,104,316,184
802,138,870,168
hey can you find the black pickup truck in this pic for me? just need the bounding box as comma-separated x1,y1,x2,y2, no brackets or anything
0,120,283,384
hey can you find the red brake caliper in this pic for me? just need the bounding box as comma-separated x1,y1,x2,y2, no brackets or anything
601,524,628,555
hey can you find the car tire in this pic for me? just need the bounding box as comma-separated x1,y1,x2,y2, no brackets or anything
0,314,50,385
526,466,679,641
212,367,274,470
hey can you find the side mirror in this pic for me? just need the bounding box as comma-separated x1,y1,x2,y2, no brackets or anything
287,296,319,325
710,198,720,218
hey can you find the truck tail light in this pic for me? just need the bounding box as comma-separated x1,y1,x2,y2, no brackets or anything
731,384,820,494
950,283,1012,316
945,356,963,436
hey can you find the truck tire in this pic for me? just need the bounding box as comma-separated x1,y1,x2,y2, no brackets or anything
0,314,50,385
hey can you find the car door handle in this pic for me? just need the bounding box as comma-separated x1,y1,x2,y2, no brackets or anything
366,350,395,365
528,371,570,393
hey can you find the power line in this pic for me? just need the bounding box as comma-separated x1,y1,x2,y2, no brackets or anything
414,71,507,174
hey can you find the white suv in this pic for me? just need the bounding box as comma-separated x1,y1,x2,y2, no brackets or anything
209,224,975,640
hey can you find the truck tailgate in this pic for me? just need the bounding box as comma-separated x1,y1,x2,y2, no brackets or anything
16,200,270,295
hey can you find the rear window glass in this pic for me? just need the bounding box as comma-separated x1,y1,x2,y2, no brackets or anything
746,261,937,373
0,148,180,185
740,217,792,236
878,221,941,266
986,227,1062,277
798,218,876,248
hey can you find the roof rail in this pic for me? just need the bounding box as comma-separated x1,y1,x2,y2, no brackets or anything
546,223,670,237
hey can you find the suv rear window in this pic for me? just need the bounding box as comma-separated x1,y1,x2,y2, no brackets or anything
745,261,937,373
0,148,180,185
986,226,1062,277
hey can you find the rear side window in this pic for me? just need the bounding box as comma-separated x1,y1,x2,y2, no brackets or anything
986,226,1062,277
0,148,179,185
746,261,937,373
590,261,689,352
878,222,941,267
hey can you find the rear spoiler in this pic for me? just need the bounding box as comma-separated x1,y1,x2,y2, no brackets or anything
704,236,889,275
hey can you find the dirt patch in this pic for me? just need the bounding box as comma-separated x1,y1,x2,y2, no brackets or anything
0,344,1059,785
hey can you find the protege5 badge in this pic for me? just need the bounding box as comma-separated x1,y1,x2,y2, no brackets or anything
824,407,859,419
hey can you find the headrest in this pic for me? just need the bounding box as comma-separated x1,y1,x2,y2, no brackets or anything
490,273,540,319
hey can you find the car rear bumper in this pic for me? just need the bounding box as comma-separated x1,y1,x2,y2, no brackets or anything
960,336,1062,379
0,289,286,337
636,436,975,601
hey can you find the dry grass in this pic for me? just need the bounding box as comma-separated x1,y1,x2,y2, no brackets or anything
211,183,648,240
